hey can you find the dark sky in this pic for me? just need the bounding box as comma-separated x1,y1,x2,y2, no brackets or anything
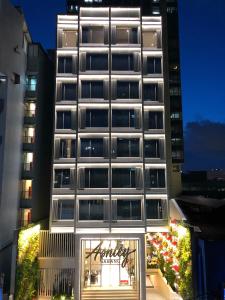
11,0,225,170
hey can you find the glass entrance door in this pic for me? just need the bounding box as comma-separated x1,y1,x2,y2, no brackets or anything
81,239,138,289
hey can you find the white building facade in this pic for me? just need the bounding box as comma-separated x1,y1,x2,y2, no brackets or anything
38,4,182,300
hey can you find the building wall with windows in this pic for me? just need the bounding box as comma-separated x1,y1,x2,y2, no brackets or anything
19,43,54,227
38,1,183,299
0,0,31,293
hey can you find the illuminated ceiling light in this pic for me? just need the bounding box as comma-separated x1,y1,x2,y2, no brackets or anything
146,194,167,199
51,227,74,233
56,77,77,82
143,78,164,83
145,163,166,168
143,50,162,56
146,226,169,233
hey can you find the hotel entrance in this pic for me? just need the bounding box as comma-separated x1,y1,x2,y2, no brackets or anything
81,239,139,299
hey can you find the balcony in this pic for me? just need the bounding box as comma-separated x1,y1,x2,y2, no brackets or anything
21,162,33,178
24,109,36,124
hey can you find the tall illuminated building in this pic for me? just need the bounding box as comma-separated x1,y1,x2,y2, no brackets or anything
38,0,183,299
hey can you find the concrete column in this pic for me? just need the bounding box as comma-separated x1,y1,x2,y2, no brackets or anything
74,235,81,300
139,235,146,300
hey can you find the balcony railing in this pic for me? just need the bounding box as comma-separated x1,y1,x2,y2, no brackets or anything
21,190,32,200
23,136,35,143
24,109,36,118
22,162,33,172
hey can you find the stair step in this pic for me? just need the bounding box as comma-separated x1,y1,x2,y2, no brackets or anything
82,289,139,300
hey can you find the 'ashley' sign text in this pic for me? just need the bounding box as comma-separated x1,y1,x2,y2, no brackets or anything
86,241,136,268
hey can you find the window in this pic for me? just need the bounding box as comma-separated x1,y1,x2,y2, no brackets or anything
58,200,74,220
22,152,33,171
145,140,160,158
82,26,105,44
62,30,77,47
58,56,73,73
148,111,163,129
24,102,36,117
143,31,159,48
147,57,162,74
86,109,108,127
26,76,37,91
117,81,139,99
79,200,104,220
112,109,135,127
84,169,108,188
21,180,32,199
112,54,134,71
116,27,138,44
23,127,35,143
147,169,165,188
81,81,104,99
117,139,139,157
54,169,71,188
56,111,72,129
143,84,158,101
80,139,103,157
59,139,76,158
86,54,108,70
117,199,141,220
62,83,77,101
146,199,164,219
112,169,136,188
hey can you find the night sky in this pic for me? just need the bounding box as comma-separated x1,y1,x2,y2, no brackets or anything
11,0,225,170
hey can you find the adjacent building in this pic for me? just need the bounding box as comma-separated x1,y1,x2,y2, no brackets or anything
38,0,184,299
0,0,54,294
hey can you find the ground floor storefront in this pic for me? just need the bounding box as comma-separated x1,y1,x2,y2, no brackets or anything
37,231,184,300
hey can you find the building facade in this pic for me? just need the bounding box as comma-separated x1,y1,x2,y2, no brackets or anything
20,43,54,227
0,0,54,294
38,1,183,299
0,0,31,293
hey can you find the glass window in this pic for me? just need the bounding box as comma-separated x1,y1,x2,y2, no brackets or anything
143,84,158,101
145,140,160,158
82,26,105,44
116,27,138,44
80,139,103,157
62,30,77,47
81,81,104,99
26,76,37,91
86,54,108,70
146,199,164,219
112,54,134,71
24,102,36,117
79,200,104,220
85,169,108,188
22,152,33,171
117,199,141,220
59,139,76,158
58,200,74,220
62,83,77,101
148,111,163,129
117,81,139,99
86,109,108,127
21,179,32,199
23,127,35,143
148,169,165,188
54,169,71,188
58,56,73,73
56,111,72,129
112,110,135,127
112,169,136,188
147,57,162,74
143,31,159,48
117,139,139,157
